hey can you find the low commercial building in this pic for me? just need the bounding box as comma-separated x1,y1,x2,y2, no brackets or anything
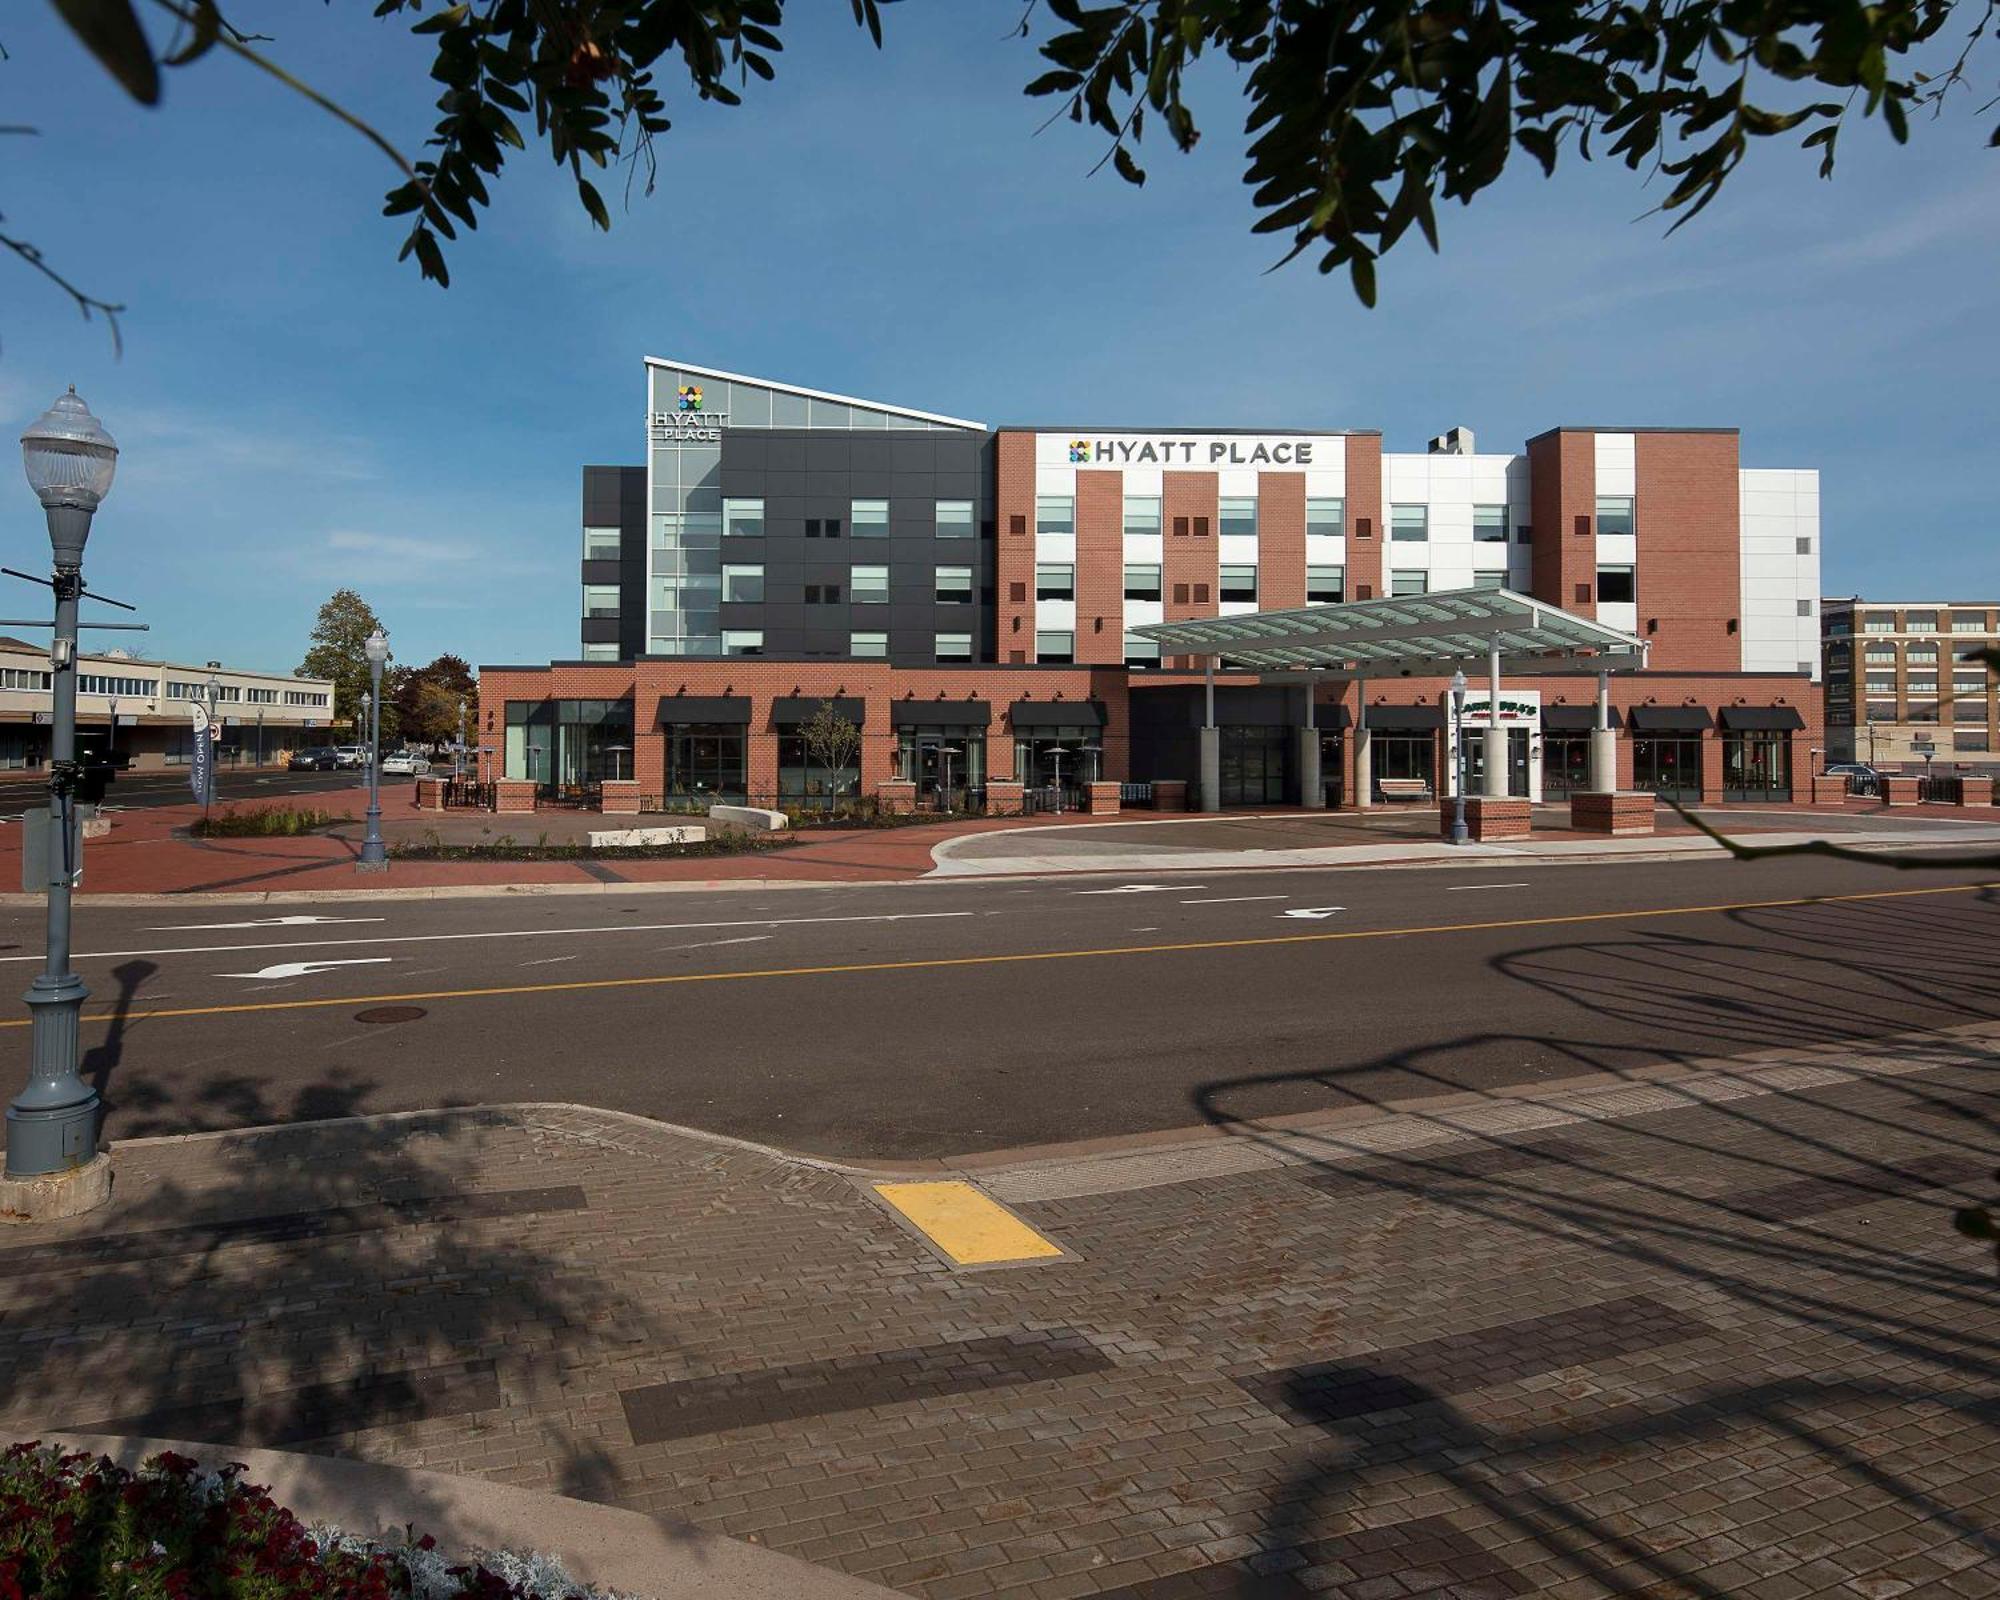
1821,598,1998,772
0,638,337,773
481,358,1824,809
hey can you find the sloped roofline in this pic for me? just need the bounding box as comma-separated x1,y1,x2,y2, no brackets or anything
643,357,985,431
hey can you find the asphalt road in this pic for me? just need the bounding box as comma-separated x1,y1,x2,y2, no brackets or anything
0,851,1993,1161
0,767,406,820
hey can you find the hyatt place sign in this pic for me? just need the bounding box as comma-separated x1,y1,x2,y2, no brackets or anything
1064,434,1324,467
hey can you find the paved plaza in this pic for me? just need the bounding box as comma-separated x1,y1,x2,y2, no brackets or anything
2,1023,1994,1599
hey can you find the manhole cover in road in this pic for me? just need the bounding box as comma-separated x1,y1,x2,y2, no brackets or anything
353,1006,427,1025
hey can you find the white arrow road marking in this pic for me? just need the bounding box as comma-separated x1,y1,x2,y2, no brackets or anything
218,958,395,981
1074,884,1206,895
1181,895,1286,905
1281,907,1346,920
153,916,389,931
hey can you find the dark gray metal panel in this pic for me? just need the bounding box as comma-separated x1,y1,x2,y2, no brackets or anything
581,617,622,646
581,558,622,586
656,695,751,724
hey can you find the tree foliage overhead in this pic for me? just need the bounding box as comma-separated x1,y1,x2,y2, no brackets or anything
24,0,1999,329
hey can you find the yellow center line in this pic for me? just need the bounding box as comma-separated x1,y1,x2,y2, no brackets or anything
4,878,1992,1030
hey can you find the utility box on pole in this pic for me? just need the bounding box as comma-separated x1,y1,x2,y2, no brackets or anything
18,804,93,894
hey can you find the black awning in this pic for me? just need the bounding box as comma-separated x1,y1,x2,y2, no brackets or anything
1311,704,1353,730
1541,705,1626,732
656,695,750,725
1358,705,1445,732
1629,704,1715,732
1009,699,1107,729
891,700,994,729
1718,705,1805,731
771,696,866,727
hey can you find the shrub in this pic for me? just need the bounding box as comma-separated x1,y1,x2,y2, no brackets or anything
190,807,347,838
0,1442,620,1599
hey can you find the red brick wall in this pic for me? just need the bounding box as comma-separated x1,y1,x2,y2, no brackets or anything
995,430,1037,663
1528,429,1595,617
1075,469,1125,664
1162,471,1220,665
1636,432,1742,672
1344,436,1383,601
1257,472,1307,610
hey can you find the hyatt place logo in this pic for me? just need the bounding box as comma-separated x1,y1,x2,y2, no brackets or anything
1068,440,1090,463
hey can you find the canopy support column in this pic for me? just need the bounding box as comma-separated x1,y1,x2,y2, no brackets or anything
1298,678,1322,810
1589,667,1617,793
1198,655,1220,813
1482,637,1508,798
1352,674,1371,811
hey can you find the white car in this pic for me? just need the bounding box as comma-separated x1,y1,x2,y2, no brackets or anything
333,745,368,769
380,752,431,776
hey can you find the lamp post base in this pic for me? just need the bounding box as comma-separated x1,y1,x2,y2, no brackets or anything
0,1150,111,1223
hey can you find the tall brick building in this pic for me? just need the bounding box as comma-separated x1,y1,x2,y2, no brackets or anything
484,358,1824,809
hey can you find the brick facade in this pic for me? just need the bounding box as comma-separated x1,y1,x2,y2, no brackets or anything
1256,471,1307,610
1344,435,1383,601
994,431,1036,663
1162,470,1221,662
1528,429,1596,618
1074,469,1124,665
1637,432,1743,671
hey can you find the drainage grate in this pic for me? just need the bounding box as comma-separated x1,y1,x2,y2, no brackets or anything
353,1006,427,1025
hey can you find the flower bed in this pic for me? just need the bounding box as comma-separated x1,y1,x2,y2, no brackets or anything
190,807,350,838
0,1442,629,1599
388,826,801,863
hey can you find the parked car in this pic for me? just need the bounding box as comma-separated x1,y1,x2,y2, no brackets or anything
380,752,431,776
1820,762,1878,781
288,747,342,772
333,745,368,769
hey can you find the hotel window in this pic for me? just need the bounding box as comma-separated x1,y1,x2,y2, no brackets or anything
1391,572,1428,597
583,525,621,559
1952,615,1989,632
722,498,764,538
1036,563,1074,601
1219,497,1258,538
936,565,974,604
721,630,764,657
1,668,50,691
1036,495,1074,537
1596,565,1635,604
1123,496,1161,537
1862,616,1896,632
581,642,618,662
1306,565,1344,603
1124,563,1162,601
582,584,620,618
1595,496,1635,537
1390,504,1429,541
1471,572,1505,591
720,565,763,604
1124,636,1161,669
1904,611,1938,631
850,499,889,537
1036,630,1075,664
1306,497,1344,538
804,582,842,603
935,499,974,538
935,632,973,663
1473,504,1509,542
850,631,889,658
852,565,890,604
1220,564,1258,602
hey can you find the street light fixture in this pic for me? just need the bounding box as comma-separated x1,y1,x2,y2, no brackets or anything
7,388,117,1183
937,744,963,813
204,670,220,794
358,627,389,870
1448,669,1469,846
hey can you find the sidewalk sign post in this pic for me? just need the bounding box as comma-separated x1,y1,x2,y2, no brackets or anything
357,628,389,871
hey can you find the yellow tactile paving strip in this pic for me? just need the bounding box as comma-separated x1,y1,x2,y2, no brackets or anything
871,1180,1066,1266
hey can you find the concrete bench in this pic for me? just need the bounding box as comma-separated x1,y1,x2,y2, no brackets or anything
1376,778,1433,802
587,826,705,848
708,803,789,832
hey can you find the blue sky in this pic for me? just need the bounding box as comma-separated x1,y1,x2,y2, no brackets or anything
4,5,1995,675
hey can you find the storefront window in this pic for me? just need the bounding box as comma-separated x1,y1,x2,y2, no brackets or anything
1542,735,1590,797
1015,726,1100,805
664,723,747,801
1372,734,1435,795
778,734,861,810
506,698,633,790
1634,736,1703,802
1723,731,1791,801
896,726,987,806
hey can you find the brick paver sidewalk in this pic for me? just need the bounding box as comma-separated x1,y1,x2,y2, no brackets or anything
2,1038,1995,1599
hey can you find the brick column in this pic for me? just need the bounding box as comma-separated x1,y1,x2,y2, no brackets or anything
996,431,1036,663
1700,727,1725,801
1162,472,1220,664
1257,472,1307,610
1344,436,1383,601
1527,429,1595,618
1075,469,1124,664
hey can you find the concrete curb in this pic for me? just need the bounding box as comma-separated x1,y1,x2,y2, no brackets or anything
40,1433,900,1600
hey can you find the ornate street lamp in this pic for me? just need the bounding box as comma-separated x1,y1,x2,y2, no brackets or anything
1449,669,1470,846
357,626,389,871
7,389,117,1183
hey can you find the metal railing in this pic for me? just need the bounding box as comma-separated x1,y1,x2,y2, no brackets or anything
440,779,494,810
1119,782,1155,803
1918,775,1962,804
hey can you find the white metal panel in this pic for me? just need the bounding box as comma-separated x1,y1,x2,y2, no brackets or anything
1595,432,1636,496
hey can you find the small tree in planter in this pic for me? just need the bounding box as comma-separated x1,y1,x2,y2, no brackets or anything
798,700,862,817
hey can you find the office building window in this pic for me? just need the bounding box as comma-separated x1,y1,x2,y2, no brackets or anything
1904,611,1938,631
1,668,50,691
1219,497,1258,538
1036,631,1075,664
849,499,889,537
1124,563,1162,601
1955,732,1990,751
82,674,154,697
1390,504,1429,541
1124,496,1161,537
1220,564,1258,602
1473,504,1509,542
1125,637,1161,669
1864,674,1895,693
1471,572,1505,591
720,565,762,604
582,584,620,618
1595,496,1635,536
283,689,328,707
1862,616,1896,632
580,642,618,662
1907,646,1939,664
1954,672,1988,693
722,498,764,538
721,630,763,657
850,631,888,658
1953,699,1986,721
1864,647,1896,665
1826,616,1851,636
1866,701,1898,722
1952,614,1989,632
244,687,277,704
934,499,974,538
1391,572,1428,597
1036,563,1075,600
936,565,974,604
804,582,842,604
583,525,621,559
1907,701,1940,723
935,632,973,663
1306,497,1344,538
852,565,890,604
1037,495,1074,537
1306,565,1344,604
1596,565,1635,604
1908,677,1939,694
